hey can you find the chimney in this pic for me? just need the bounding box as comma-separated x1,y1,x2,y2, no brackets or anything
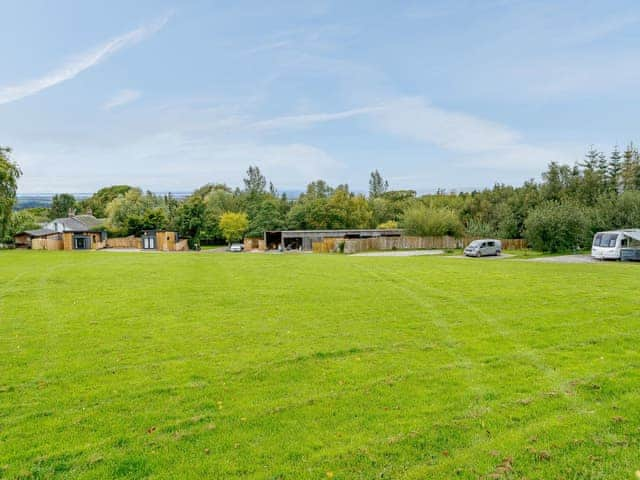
86,208,93,216
68,208,76,217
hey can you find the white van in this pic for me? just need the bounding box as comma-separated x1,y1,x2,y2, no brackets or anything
464,239,502,257
591,230,640,260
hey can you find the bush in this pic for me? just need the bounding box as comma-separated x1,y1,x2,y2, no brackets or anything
465,218,495,237
377,220,398,229
524,201,591,252
401,205,464,237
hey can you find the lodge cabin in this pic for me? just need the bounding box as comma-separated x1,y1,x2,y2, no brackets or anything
14,212,107,250
140,230,183,251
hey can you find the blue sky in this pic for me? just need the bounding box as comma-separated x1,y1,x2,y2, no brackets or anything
2,1,640,193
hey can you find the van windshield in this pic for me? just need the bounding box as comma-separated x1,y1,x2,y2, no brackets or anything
593,233,619,247
469,240,482,247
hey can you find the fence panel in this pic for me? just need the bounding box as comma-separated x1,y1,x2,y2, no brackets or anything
343,236,527,254
106,237,142,249
31,238,64,250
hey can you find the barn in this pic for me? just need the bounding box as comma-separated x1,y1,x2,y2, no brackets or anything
264,229,404,251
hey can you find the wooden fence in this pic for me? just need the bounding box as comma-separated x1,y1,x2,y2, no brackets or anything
31,238,64,250
244,237,266,251
175,239,189,251
312,237,342,253
342,236,527,254
106,236,142,249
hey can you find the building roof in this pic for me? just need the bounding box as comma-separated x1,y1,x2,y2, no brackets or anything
22,228,56,237
270,228,404,236
48,215,105,232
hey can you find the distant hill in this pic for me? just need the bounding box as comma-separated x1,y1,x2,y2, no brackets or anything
15,190,304,210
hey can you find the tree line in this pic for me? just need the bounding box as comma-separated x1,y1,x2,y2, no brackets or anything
3,143,640,251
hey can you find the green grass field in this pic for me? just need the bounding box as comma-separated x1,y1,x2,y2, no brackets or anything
1,250,639,479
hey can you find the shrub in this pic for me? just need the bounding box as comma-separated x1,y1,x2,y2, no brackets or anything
524,201,591,252
465,218,495,237
401,205,464,237
377,220,398,229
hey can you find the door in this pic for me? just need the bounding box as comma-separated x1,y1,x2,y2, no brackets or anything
74,236,90,249
143,236,155,249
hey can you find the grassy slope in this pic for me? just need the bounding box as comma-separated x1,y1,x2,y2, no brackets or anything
1,250,639,479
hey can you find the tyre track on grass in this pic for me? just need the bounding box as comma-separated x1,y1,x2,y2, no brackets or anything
363,260,620,477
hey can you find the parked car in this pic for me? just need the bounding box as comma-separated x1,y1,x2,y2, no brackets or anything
228,243,244,252
464,239,501,257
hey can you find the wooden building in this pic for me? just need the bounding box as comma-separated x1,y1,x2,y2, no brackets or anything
14,214,107,250
140,230,188,251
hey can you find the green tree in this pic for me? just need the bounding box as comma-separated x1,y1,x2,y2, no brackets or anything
105,189,167,236
303,180,333,200
49,193,77,219
78,185,132,218
401,205,463,237
368,170,389,198
243,166,267,197
174,196,208,247
524,201,591,252
0,147,22,241
219,212,248,244
608,147,623,193
246,198,286,238
621,143,639,191
9,209,40,237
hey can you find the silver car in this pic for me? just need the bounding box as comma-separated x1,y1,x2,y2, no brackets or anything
464,239,501,257
228,243,244,252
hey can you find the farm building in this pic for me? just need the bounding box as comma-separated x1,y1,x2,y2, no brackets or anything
14,213,107,250
263,229,403,251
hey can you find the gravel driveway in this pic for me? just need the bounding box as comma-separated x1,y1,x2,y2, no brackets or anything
526,254,597,264
351,249,444,257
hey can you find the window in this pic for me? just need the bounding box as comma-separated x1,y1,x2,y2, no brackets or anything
487,241,495,247
597,234,619,247
593,234,602,246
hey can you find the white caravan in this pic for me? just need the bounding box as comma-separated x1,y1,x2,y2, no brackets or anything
591,230,640,260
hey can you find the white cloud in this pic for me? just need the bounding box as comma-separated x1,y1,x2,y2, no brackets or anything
242,41,290,55
251,106,382,130
370,97,520,153
250,97,574,172
0,13,171,105
15,131,343,193
103,89,141,110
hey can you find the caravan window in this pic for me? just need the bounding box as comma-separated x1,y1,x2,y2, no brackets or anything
595,233,619,247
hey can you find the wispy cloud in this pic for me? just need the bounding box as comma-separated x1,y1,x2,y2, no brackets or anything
242,41,290,55
103,89,141,110
251,97,574,171
370,97,520,153
0,12,171,106
251,106,382,130
251,98,520,152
